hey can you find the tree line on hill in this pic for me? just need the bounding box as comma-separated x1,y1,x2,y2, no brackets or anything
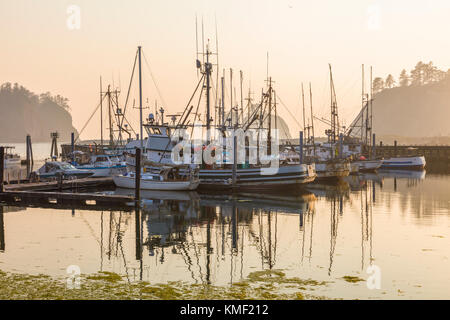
372,61,450,94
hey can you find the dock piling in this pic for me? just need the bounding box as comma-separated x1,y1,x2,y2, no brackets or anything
232,135,237,189
26,135,34,178
135,148,141,202
299,131,303,164
0,205,4,252
71,132,75,162
372,134,376,159
0,147,4,193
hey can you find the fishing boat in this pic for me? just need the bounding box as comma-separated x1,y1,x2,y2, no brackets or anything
380,156,426,170
303,142,350,180
72,152,127,177
32,161,93,180
113,163,200,191
2,146,21,167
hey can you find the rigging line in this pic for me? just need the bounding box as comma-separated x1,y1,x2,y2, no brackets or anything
275,94,303,130
142,51,169,110
75,94,108,143
120,49,138,129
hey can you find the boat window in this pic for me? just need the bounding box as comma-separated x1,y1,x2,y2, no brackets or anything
60,163,75,170
151,128,162,135
95,156,108,162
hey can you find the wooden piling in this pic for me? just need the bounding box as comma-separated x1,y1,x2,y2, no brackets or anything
0,147,4,193
135,148,141,202
0,205,4,252
299,131,303,164
71,132,75,162
372,134,376,159
26,135,34,178
232,135,237,189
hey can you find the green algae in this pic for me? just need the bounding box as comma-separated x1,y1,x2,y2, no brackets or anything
87,271,123,283
0,269,330,300
342,276,365,283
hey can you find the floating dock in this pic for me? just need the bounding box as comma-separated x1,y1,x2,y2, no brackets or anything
0,190,134,211
3,177,115,191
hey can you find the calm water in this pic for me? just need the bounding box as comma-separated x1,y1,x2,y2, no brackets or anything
1,170,449,299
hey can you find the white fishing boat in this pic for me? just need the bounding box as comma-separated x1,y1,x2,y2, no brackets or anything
113,163,200,191
380,156,425,170
72,153,127,177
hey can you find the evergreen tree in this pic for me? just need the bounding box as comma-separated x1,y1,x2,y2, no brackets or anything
385,74,395,88
399,69,409,87
372,77,385,93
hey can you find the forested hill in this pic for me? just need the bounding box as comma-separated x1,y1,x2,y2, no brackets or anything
0,83,78,142
371,61,450,143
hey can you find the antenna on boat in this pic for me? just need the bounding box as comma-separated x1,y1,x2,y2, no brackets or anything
195,15,199,78
301,83,306,141
240,70,244,124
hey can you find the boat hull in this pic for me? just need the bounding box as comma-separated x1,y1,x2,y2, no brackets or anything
113,175,200,191
380,156,426,170
194,164,317,190
353,160,383,172
75,165,127,177
315,162,350,180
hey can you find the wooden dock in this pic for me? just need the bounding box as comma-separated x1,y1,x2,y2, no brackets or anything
0,190,134,211
4,177,115,191
376,144,450,163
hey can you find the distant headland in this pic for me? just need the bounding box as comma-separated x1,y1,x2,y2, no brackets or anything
0,83,78,143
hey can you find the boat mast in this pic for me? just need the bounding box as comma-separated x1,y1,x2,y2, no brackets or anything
205,43,212,143
230,68,233,127
138,46,143,149
370,66,373,150
361,64,365,145
221,69,225,127
309,82,316,156
268,77,272,155
100,76,103,147
301,83,306,144
240,70,244,124
107,85,114,147
329,64,339,144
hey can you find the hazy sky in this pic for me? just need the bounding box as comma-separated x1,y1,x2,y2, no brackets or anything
2,0,450,140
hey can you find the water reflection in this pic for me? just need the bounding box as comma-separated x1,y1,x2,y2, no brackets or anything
1,170,449,299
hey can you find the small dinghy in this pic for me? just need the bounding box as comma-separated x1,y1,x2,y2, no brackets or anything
353,156,383,172
113,164,200,191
